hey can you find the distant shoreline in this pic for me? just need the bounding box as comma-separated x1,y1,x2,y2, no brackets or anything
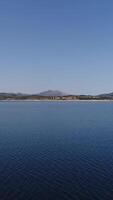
0,91,113,101
0,99,113,102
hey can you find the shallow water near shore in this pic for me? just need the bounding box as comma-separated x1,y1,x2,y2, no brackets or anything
0,101,113,200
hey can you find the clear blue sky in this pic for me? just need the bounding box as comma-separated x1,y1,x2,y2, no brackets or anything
0,0,113,94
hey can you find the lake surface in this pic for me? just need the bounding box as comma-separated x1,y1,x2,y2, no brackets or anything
0,102,113,200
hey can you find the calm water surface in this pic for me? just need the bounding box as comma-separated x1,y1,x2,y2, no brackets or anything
0,102,113,200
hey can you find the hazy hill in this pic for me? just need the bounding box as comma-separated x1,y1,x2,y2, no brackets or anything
97,92,113,98
38,90,67,96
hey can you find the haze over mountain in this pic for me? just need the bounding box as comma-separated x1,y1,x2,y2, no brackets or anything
97,92,113,98
0,90,113,98
38,90,67,96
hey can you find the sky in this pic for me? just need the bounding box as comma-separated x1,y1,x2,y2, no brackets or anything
0,0,113,95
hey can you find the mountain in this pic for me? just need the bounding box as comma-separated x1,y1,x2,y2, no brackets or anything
38,90,67,96
97,92,113,98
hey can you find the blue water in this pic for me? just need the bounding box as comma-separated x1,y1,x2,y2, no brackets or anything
0,102,113,200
